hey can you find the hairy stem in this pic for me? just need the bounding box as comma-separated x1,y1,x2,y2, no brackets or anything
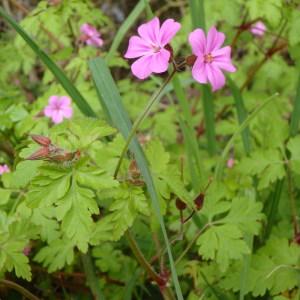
125,230,175,300
0,279,40,300
113,69,176,178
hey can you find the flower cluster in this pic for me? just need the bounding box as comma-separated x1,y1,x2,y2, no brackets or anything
0,164,10,175
44,95,73,124
124,17,236,91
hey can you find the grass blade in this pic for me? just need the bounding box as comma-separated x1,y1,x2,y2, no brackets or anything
172,75,204,192
228,77,251,154
290,73,300,136
202,85,217,155
0,8,96,117
189,0,206,29
81,252,105,300
89,57,184,300
106,0,147,62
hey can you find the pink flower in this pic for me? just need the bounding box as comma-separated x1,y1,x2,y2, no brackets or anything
250,21,266,37
227,158,235,169
44,96,73,124
0,164,10,175
124,17,181,79
80,23,103,48
188,27,236,91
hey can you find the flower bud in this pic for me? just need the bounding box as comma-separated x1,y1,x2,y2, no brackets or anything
194,193,204,210
176,198,187,210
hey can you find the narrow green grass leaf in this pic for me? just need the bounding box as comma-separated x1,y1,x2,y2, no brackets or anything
202,86,217,155
215,93,279,180
189,0,206,29
81,252,105,300
172,75,204,192
89,57,184,300
106,0,147,62
290,73,300,136
0,8,96,118
228,77,251,155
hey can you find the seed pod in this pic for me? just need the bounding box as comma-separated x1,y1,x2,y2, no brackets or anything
194,193,205,210
186,54,197,67
176,198,187,211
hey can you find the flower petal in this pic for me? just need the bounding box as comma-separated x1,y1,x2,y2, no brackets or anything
191,57,207,84
87,37,103,47
60,96,71,106
62,107,73,119
49,95,59,107
150,48,170,73
206,27,225,52
124,36,152,58
189,29,206,56
159,19,181,46
131,55,153,80
213,61,236,73
206,64,225,91
51,110,64,124
212,46,236,72
44,106,54,117
81,23,98,37
137,17,160,45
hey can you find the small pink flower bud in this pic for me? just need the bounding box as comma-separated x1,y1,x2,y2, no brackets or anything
250,21,266,37
0,164,10,175
227,158,235,169
80,23,103,48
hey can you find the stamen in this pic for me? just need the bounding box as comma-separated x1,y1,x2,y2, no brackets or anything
204,53,213,63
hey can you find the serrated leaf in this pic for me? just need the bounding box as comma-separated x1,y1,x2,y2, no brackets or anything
34,239,75,273
221,237,300,296
91,184,149,243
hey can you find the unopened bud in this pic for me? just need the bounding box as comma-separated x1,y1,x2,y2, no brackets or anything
176,198,187,210
194,193,204,210
186,54,197,67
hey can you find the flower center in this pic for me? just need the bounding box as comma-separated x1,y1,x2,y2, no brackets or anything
204,53,213,63
151,44,161,53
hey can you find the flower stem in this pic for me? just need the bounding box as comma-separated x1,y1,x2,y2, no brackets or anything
125,230,175,300
113,69,176,178
0,279,40,300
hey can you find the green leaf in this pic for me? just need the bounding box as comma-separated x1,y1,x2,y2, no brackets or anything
246,0,282,27
221,237,300,296
238,149,285,190
0,214,34,281
34,239,75,273
197,197,263,271
287,136,300,174
0,189,11,205
197,224,250,272
91,184,149,243
0,8,96,117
